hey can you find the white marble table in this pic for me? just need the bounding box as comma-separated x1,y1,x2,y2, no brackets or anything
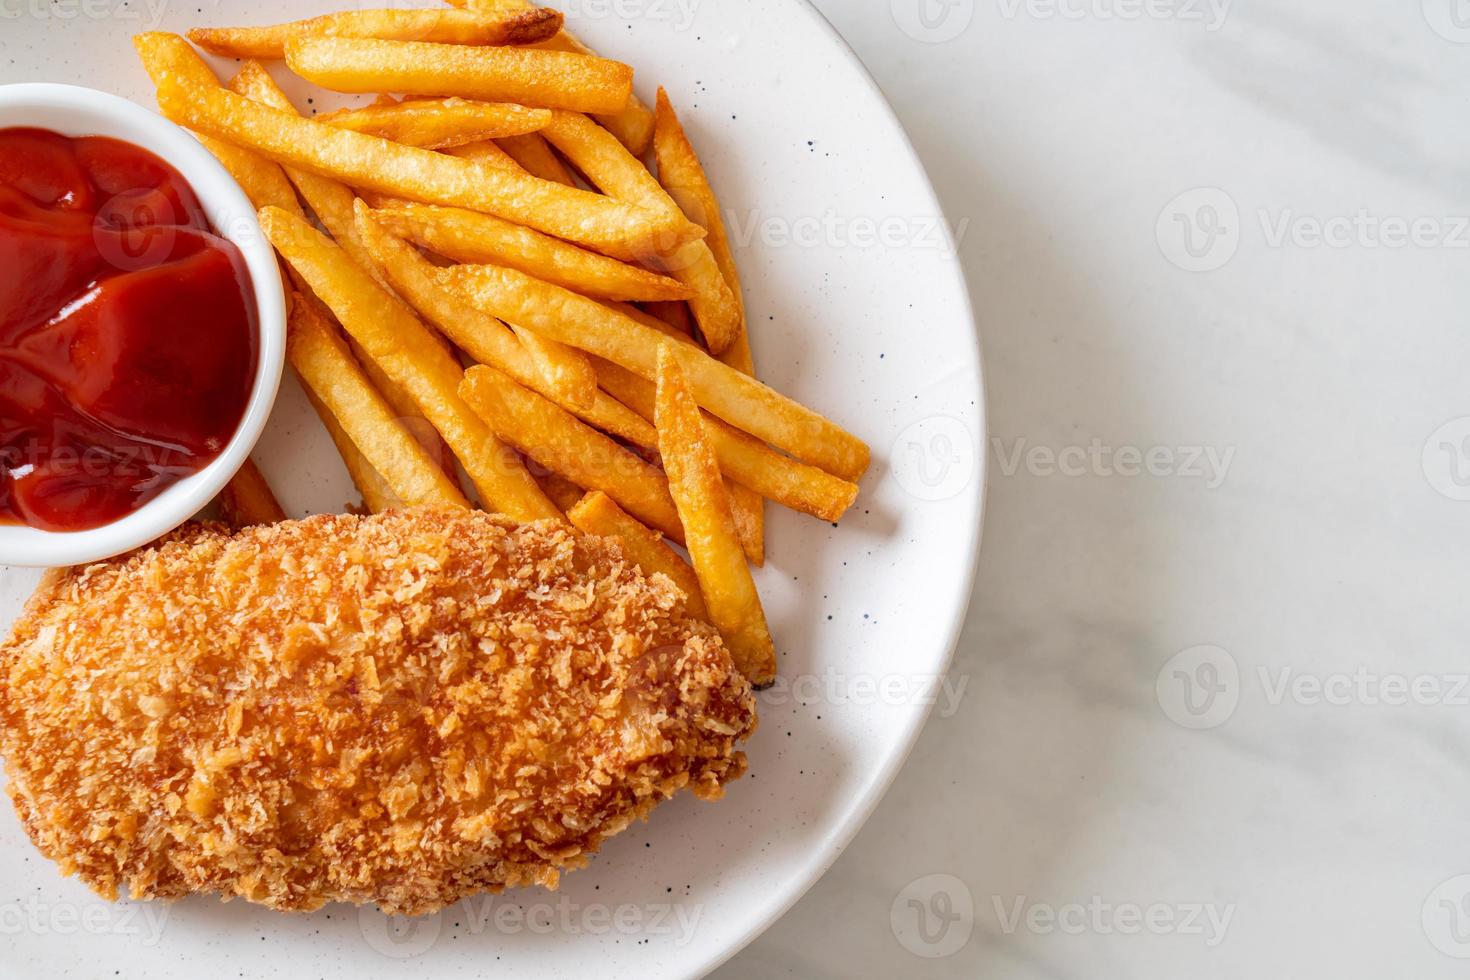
719,1,1470,976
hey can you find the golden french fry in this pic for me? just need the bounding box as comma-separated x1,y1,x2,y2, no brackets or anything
189,8,563,59
536,472,586,513
348,336,460,479
449,0,656,153
304,388,403,514
353,201,595,412
286,35,632,115
495,133,576,185
539,110,742,352
594,359,859,522
369,200,692,302
654,88,745,319
288,295,468,510
134,34,306,218
227,64,393,285
225,62,465,480
134,31,217,87
460,365,682,540
320,98,551,149
352,206,657,448
603,299,690,339
201,134,305,216
652,88,764,562
262,206,559,521
438,264,870,481
655,346,775,687
218,459,287,528
508,325,597,411
148,69,697,260
726,483,765,566
644,300,694,336
569,491,709,621
447,139,520,169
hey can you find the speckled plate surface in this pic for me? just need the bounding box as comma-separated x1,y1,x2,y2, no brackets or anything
0,2,984,977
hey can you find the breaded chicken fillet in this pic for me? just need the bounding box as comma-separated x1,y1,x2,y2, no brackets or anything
0,508,756,915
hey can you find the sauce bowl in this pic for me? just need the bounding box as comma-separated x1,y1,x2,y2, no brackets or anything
0,82,286,568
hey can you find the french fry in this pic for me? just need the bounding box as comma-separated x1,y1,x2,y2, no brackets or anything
653,88,765,562
450,0,656,154
134,31,217,87
368,199,692,302
603,299,689,339
446,139,520,169
351,208,657,448
304,388,403,514
223,62,464,487
509,325,597,412
655,347,775,687
319,98,551,149
536,472,586,513
227,64,392,285
438,264,871,481
353,201,596,414
495,133,576,185
285,36,632,115
148,70,698,260
349,336,460,480
188,8,563,60
287,295,468,510
218,459,287,528
539,110,742,351
726,483,766,566
568,491,709,621
654,88,745,321
262,207,559,522
134,34,306,218
460,365,683,541
644,300,694,336
594,359,859,522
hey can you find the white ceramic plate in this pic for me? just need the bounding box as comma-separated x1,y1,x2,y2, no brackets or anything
0,3,985,977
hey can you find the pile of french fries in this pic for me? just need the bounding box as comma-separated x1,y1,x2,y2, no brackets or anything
135,2,870,689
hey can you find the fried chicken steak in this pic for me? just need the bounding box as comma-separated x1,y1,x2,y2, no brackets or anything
0,508,756,914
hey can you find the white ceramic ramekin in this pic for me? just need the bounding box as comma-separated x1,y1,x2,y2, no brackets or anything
0,83,285,568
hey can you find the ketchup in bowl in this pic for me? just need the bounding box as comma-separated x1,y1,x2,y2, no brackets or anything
0,128,256,533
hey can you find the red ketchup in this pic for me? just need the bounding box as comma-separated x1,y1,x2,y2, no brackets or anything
0,128,256,533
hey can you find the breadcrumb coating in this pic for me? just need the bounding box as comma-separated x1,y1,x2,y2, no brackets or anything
0,508,756,915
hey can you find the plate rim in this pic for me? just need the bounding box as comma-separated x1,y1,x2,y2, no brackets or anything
683,3,990,976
